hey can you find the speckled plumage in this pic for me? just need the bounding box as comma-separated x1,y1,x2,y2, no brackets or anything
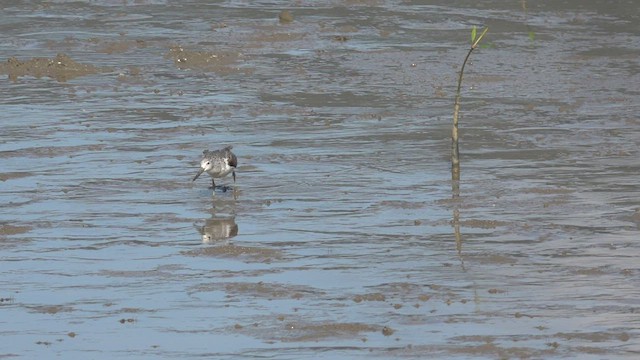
192,145,237,188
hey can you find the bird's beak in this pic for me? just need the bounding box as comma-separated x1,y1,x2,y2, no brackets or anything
232,170,236,183
193,168,204,182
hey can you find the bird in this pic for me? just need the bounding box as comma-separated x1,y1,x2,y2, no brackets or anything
192,145,237,189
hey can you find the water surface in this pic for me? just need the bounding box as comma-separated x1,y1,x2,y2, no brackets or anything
1,1,639,358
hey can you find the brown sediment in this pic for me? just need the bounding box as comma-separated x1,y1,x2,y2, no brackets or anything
278,322,378,342
182,244,282,262
230,315,381,342
444,341,558,358
278,10,293,24
165,46,252,75
0,224,32,236
27,305,74,314
0,53,108,82
352,293,386,302
191,281,323,300
556,331,631,342
0,172,33,182
282,322,378,342
460,219,510,229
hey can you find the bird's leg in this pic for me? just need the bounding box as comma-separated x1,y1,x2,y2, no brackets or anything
211,178,216,189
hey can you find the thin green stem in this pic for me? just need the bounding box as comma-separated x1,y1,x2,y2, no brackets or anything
452,27,488,183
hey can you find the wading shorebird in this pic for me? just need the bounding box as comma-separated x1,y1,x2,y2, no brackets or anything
192,146,237,189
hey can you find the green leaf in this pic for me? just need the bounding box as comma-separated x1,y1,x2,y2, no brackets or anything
528,31,535,41
471,26,477,43
471,27,489,49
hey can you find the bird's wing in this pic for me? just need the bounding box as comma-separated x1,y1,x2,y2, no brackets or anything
203,146,233,157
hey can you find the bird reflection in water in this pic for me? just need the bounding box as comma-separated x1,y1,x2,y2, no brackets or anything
196,216,238,244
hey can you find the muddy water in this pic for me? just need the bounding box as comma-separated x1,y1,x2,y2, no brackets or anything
1,1,639,358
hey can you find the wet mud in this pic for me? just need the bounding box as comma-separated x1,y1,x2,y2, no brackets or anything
0,53,108,81
182,244,281,262
165,46,251,74
1,1,639,359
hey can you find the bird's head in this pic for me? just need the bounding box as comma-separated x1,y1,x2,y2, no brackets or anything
193,159,212,182
200,158,213,171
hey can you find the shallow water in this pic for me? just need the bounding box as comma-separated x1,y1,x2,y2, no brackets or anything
1,1,639,358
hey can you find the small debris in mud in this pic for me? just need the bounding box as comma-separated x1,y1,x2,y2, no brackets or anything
279,10,294,24
488,288,506,294
67,332,76,338
118,318,136,324
35,341,52,346
382,326,395,336
0,53,107,82
333,35,349,42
